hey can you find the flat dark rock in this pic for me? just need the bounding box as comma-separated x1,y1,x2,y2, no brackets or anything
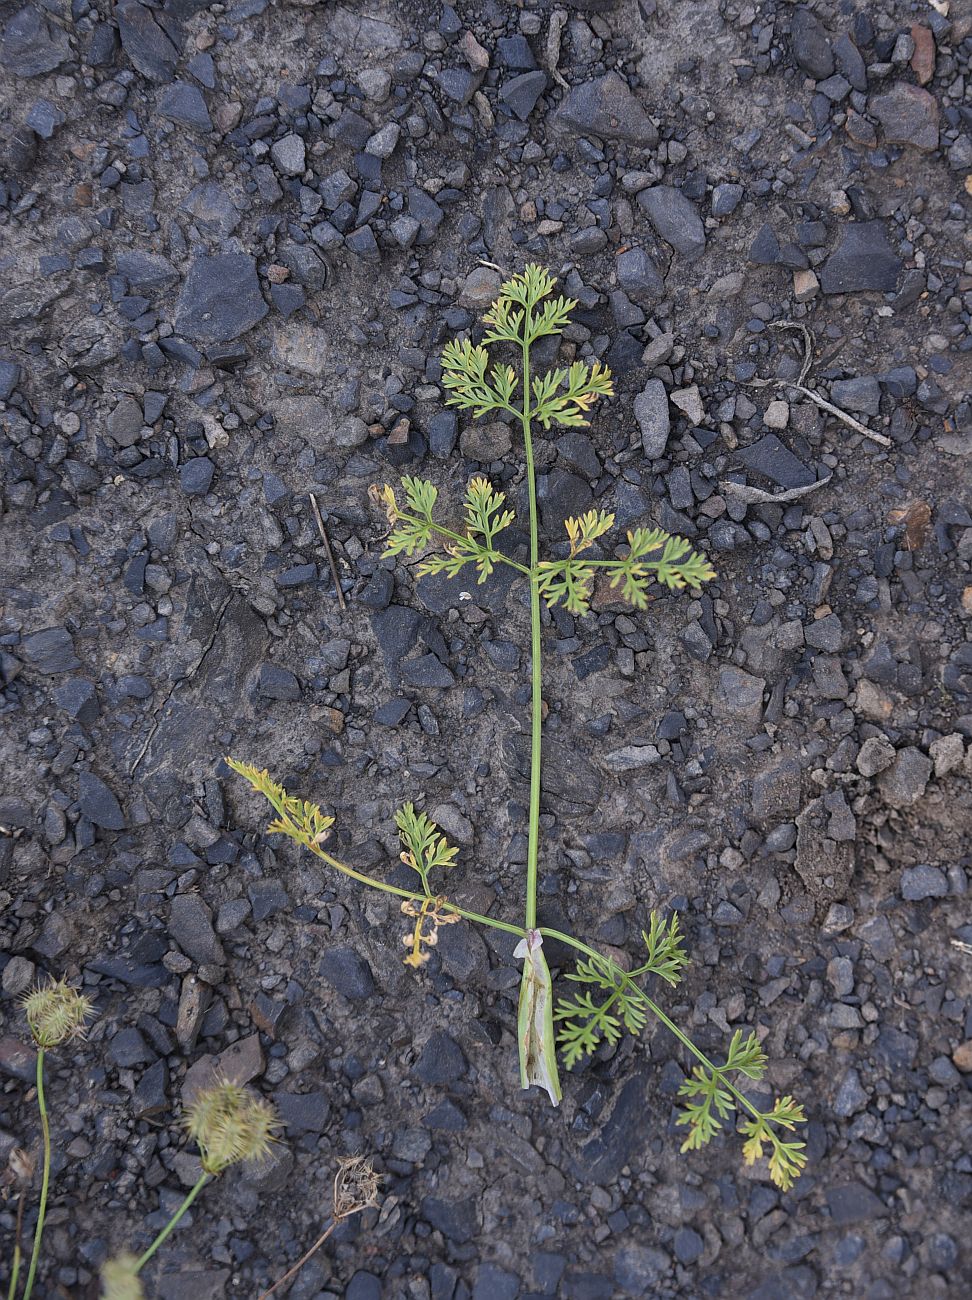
174,254,268,344
820,222,902,294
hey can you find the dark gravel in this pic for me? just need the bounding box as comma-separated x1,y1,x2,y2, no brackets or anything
1,1,971,1298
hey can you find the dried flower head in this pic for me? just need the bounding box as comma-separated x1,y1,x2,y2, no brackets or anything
22,978,94,1049
332,1155,381,1219
184,1081,279,1175
9,1145,36,1185
100,1253,145,1300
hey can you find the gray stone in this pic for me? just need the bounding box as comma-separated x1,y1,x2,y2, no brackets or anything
718,666,765,719
878,746,932,807
401,653,455,689
460,420,512,461
736,434,815,489
270,132,305,175
634,378,670,458
636,187,705,261
116,1,179,81
820,222,902,294
871,83,939,151
428,411,459,457
25,99,65,139
179,458,215,496
21,627,80,674
791,7,834,80
616,247,664,304
364,122,400,158
856,736,895,777
711,182,743,216
826,1183,888,1226
182,182,240,236
555,72,658,146
1,5,72,78
900,864,948,901
271,324,327,376
831,376,881,416
320,947,375,1001
78,771,126,830
413,1031,467,1085
116,250,178,290
499,71,547,121
158,82,212,134
175,254,267,344
53,678,99,723
0,359,21,400
169,894,224,965
255,663,300,701
421,1195,480,1244
346,225,380,262
275,1091,331,1133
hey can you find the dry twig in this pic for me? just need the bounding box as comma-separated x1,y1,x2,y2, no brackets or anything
309,492,347,611
746,321,892,448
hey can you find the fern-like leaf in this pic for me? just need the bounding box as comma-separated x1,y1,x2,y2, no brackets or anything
641,912,689,986
395,802,458,895
225,758,335,847
554,955,648,1066
536,558,596,615
532,361,614,430
440,338,514,418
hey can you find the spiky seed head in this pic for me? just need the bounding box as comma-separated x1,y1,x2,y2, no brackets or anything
22,978,94,1049
100,1253,144,1300
183,1081,279,1175
332,1155,381,1219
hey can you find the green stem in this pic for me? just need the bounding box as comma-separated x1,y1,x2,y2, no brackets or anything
538,927,768,1124
305,841,526,939
521,335,543,932
7,1198,24,1300
135,1173,210,1273
22,1050,50,1300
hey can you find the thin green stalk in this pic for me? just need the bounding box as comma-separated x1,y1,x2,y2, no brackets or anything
538,926,767,1124
305,841,527,940
135,1172,210,1273
7,1195,24,1300
21,1050,50,1300
520,334,543,932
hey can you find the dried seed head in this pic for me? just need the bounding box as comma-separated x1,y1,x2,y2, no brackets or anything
183,1081,279,1175
22,978,94,1049
332,1155,381,1219
9,1146,36,1185
100,1253,144,1300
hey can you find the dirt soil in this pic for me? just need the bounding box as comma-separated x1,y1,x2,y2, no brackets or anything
1,0,971,1297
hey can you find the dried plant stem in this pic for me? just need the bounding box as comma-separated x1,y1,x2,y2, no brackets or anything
21,1051,49,1300
135,1173,210,1273
309,492,347,611
257,1218,340,1300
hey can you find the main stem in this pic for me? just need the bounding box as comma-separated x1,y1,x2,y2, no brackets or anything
521,335,542,932
22,1049,50,1300
135,1172,210,1272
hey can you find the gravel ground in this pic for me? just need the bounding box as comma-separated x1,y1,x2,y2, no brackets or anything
1,0,971,1297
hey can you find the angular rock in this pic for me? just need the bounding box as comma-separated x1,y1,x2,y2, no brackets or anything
718,666,765,720
413,1030,467,1085
175,254,267,344
791,7,834,80
616,247,664,305
179,458,214,496
736,435,815,490
870,83,939,151
826,1183,888,1226
182,182,240,236
53,678,99,723
900,864,947,901
158,81,212,134
820,222,902,294
271,324,327,377
634,378,670,458
255,663,300,701
78,771,126,830
878,746,931,807
555,72,658,146
270,132,305,175
116,250,178,291
20,627,80,674
116,1,179,81
169,894,224,966
1,5,72,78
320,947,375,1001
500,71,547,121
636,187,705,261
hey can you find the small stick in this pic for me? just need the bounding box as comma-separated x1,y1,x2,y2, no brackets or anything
720,472,833,505
746,321,892,448
258,1219,340,1300
309,493,346,611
